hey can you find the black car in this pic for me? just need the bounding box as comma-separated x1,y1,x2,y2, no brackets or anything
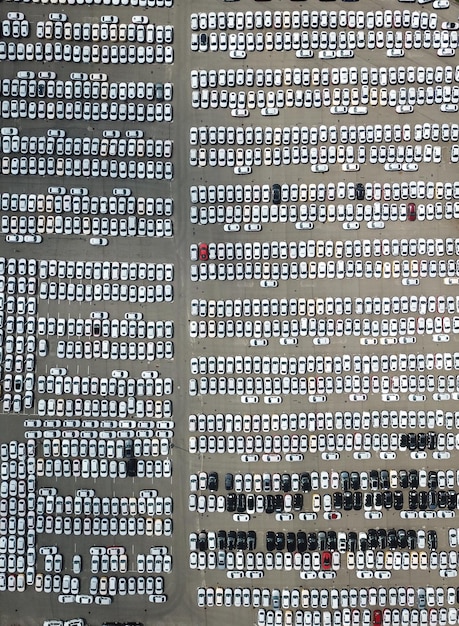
327,531,337,551
387,529,398,549
418,491,428,510
227,531,237,550
407,530,417,550
438,490,448,508
155,83,164,102
300,472,311,492
307,532,318,550
347,532,357,552
266,531,275,551
225,473,234,490
275,532,285,550
246,495,255,512
369,470,379,490
226,493,236,512
127,458,137,477
427,530,438,550
286,532,296,552
281,473,291,492
359,535,368,551
407,433,417,450
399,470,408,489
380,470,389,490
448,490,457,510
367,529,378,549
417,432,427,450
428,490,437,510
274,494,284,512
393,491,404,510
364,493,373,509
428,471,438,489
350,472,360,490
265,494,274,514
293,493,303,511
383,491,393,509
427,432,437,450
247,530,256,550
318,531,327,551
217,530,226,549
208,472,218,491
377,529,387,549
236,531,247,550
272,184,281,204
397,529,407,549
333,492,343,510
297,531,307,553
198,532,208,551
408,469,419,488
356,182,365,200
399,434,408,449
343,491,353,511
236,494,246,513
374,492,383,509
340,471,350,491
353,491,362,510
408,490,418,510
124,439,133,458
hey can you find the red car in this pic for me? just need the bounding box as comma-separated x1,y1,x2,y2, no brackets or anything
408,203,416,221
198,242,209,261
373,610,382,626
321,551,331,570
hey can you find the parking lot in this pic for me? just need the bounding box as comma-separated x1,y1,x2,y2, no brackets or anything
3,0,459,625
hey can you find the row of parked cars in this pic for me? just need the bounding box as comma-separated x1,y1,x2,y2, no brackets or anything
190,180,459,204
195,584,459,610
190,291,455,318
38,316,173,338
192,202,458,227
0,189,173,216
34,397,172,420
190,257,459,283
1,77,172,101
189,410,459,434
1,155,173,179
1,135,173,158
38,281,173,303
191,85,459,113
33,491,171,516
0,41,174,64
35,434,170,457
4,216,174,240
191,9,438,32
190,351,459,375
1,100,173,122
189,122,459,146
190,144,448,170
36,19,173,44
194,237,459,260
191,469,459,493
191,64,459,91
33,259,173,280
256,607,459,626
192,27,457,56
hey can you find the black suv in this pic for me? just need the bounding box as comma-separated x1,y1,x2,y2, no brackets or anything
272,184,281,204
208,472,218,491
